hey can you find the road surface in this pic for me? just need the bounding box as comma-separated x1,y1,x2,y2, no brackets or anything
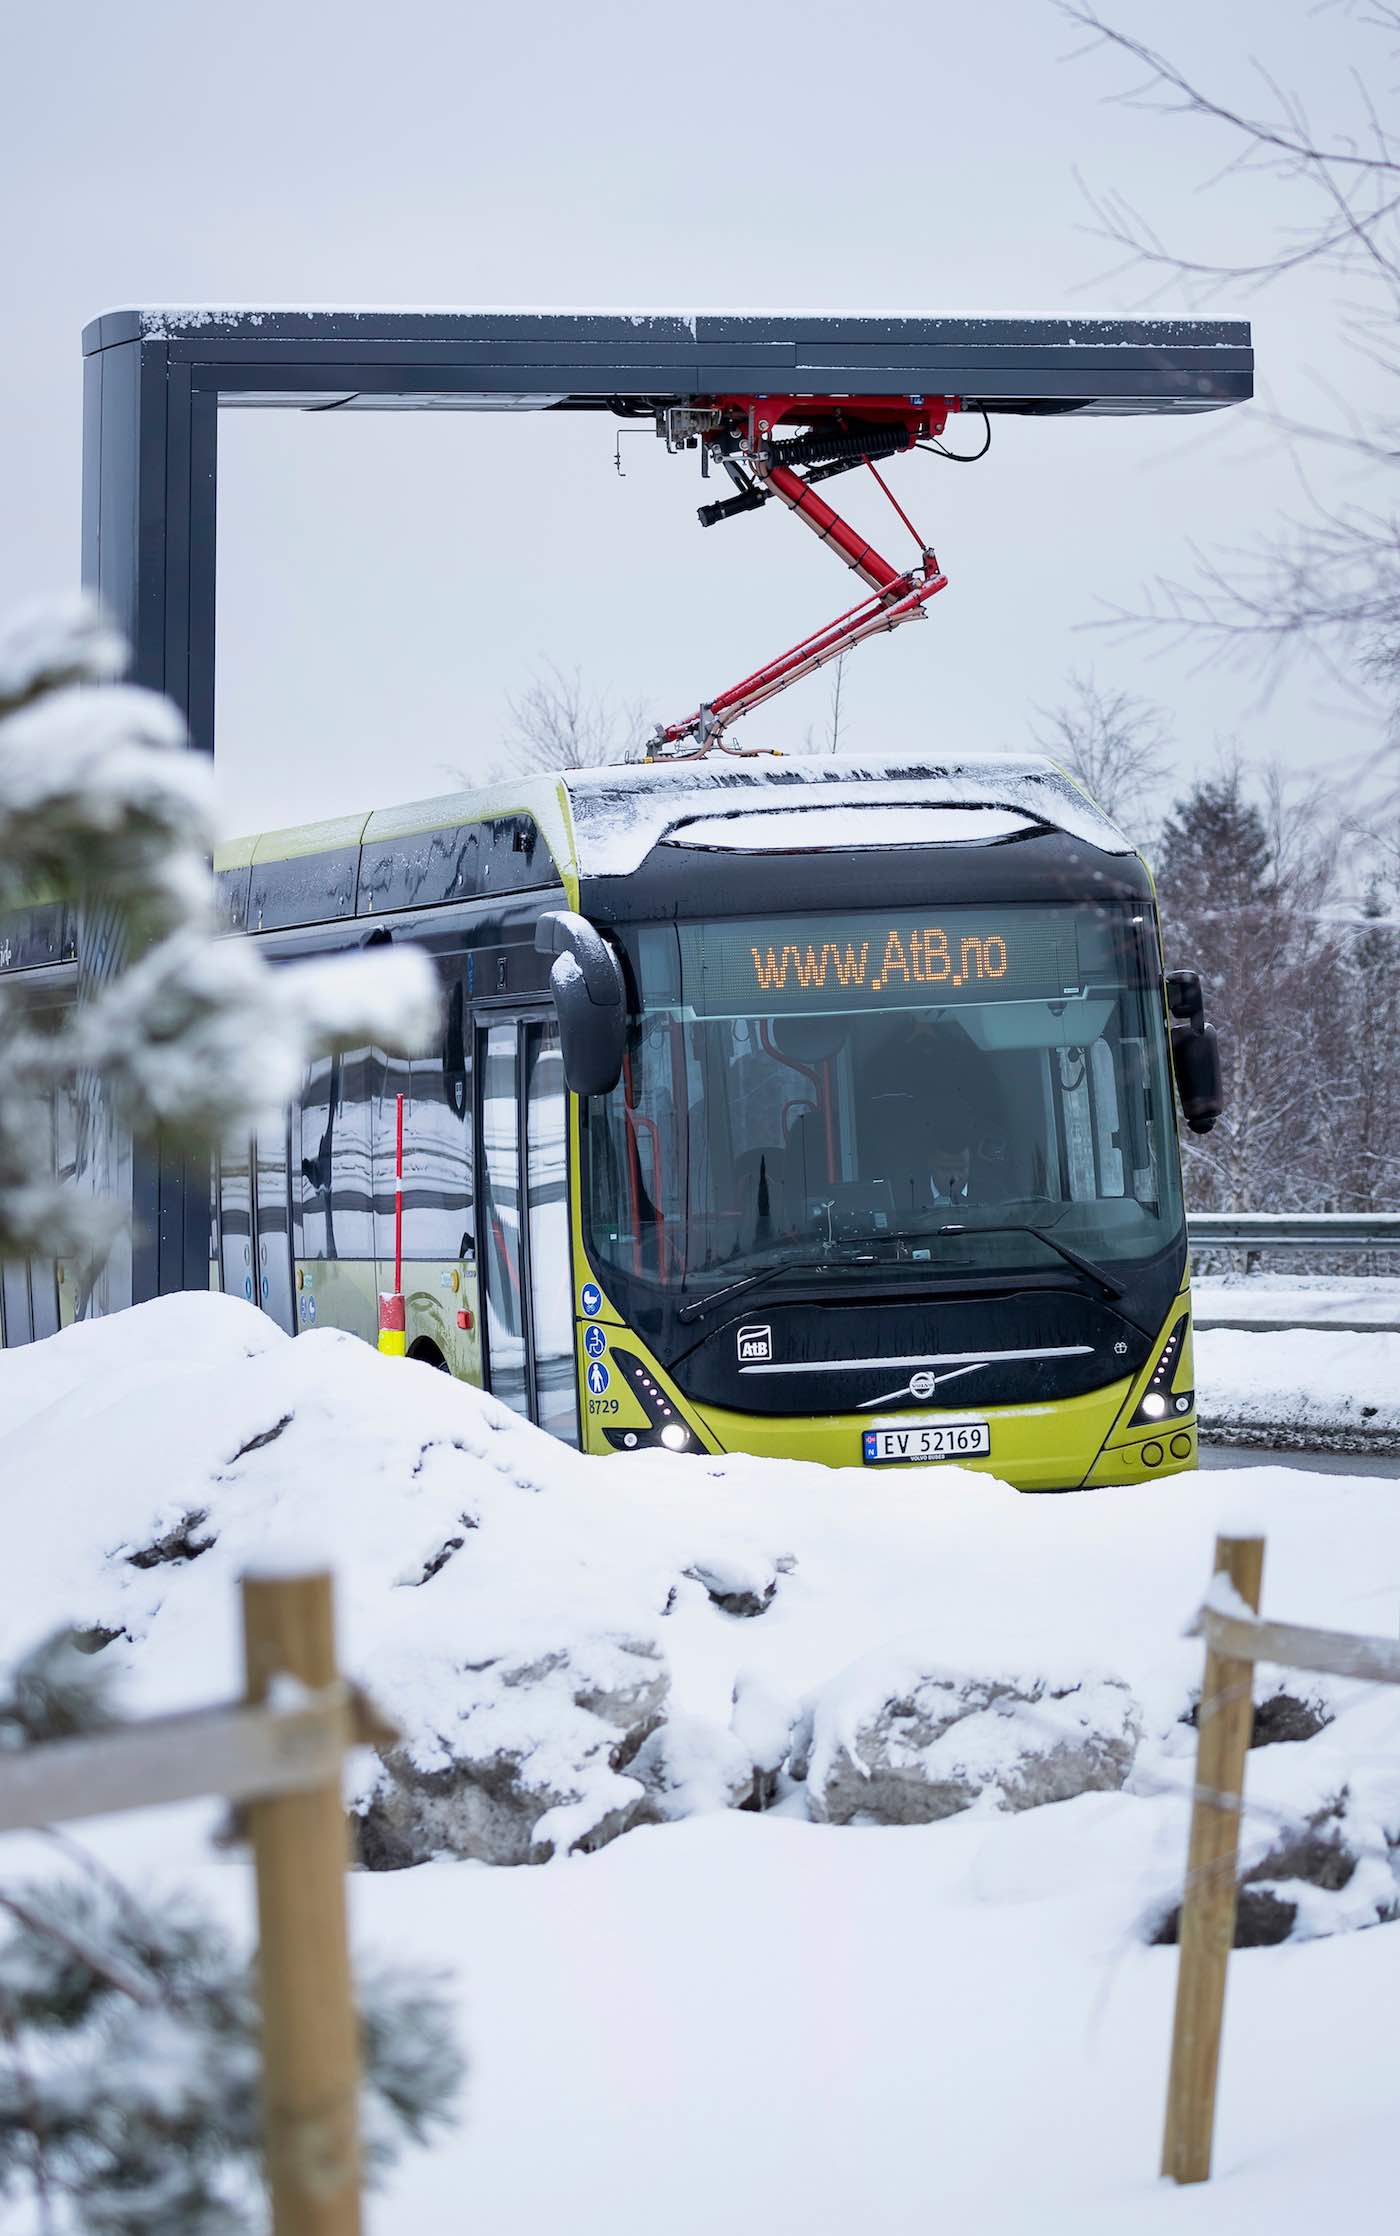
1199,1443,1400,1480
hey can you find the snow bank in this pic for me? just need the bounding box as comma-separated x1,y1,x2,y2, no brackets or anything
1195,1276,1400,1333
1196,1325,1400,1452
8,1296,1400,2231
4,1294,1400,1934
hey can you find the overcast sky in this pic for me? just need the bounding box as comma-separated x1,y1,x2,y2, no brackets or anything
0,0,1388,838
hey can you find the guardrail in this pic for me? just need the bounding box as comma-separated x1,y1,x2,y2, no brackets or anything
1188,1212,1400,1252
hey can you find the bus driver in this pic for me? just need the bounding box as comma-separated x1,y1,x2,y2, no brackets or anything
927,1120,974,1206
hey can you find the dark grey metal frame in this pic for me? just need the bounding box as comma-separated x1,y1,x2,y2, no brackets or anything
78,305,1254,1314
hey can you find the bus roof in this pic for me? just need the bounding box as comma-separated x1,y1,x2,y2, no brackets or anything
214,752,1131,931
556,752,1130,876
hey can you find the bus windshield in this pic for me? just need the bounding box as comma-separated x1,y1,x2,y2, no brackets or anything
583,900,1184,1296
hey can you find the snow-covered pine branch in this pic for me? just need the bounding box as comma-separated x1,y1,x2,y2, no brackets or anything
0,597,440,1265
0,1632,463,2233
0,1868,463,2234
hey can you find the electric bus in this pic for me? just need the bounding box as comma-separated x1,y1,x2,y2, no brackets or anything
206,752,1221,1490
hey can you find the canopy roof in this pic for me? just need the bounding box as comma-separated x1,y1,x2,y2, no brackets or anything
81,308,1252,417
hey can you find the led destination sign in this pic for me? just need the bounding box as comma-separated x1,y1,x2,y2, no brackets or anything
676,907,1098,1017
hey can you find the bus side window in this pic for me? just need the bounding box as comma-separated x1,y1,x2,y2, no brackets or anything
334,1051,375,1260
376,976,473,1263
1121,1032,1161,1206
374,1048,412,1267
1090,1038,1125,1196
297,1050,374,1262
585,1088,627,1250
1058,1046,1096,1201
220,1137,254,1299
298,1057,337,1260
428,977,473,1258
0,1261,34,1348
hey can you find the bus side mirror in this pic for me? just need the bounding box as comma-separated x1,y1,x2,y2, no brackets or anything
1165,968,1225,1136
535,912,626,1096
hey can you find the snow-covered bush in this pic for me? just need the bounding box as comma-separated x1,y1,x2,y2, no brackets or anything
0,1626,462,2233
0,1871,462,2235
0,618,449,2226
0,596,438,1263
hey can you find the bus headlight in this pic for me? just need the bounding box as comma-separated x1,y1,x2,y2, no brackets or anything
1131,1318,1192,1427
603,1350,697,1454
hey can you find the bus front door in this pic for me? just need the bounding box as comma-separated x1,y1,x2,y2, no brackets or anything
477,1014,579,1445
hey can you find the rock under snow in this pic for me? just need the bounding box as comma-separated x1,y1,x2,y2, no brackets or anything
358,1634,670,1868
0,1295,807,1867
802,1657,1141,1827
1152,1794,1376,1949
629,1712,758,1823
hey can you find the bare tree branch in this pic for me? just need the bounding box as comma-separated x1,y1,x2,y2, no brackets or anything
498,660,649,775
1031,670,1171,835
1062,3,1400,759
797,652,850,755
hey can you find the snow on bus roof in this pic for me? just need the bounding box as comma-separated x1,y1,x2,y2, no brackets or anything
667,804,1036,852
561,753,1132,876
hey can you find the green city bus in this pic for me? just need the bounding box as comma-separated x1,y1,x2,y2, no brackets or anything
210,752,1220,1490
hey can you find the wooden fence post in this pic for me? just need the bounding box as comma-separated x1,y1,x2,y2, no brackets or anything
1161,1533,1265,2186
242,1570,362,2236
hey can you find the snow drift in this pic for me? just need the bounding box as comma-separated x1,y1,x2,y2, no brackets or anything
1195,1323,1400,1452
4,1294,1400,1946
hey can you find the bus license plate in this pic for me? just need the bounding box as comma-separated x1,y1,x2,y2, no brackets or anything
862,1419,991,1465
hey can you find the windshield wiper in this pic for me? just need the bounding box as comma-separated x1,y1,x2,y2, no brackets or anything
933,1220,1125,1299
678,1219,1125,1325
677,1244,903,1324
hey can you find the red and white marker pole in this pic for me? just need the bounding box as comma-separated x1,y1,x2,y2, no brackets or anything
378,1091,406,1357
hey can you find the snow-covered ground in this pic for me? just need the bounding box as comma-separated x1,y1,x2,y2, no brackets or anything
1197,1323,1400,1452
3,1295,1400,2233
1195,1274,1400,1332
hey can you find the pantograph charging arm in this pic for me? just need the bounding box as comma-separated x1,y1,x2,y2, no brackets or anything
652,395,957,755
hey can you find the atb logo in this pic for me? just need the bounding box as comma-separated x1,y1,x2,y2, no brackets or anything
737,1323,772,1364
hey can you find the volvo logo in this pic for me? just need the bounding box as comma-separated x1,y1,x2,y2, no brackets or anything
862,1358,995,1411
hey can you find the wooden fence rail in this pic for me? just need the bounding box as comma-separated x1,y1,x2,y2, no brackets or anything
0,1569,387,2236
1163,1534,1400,2187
